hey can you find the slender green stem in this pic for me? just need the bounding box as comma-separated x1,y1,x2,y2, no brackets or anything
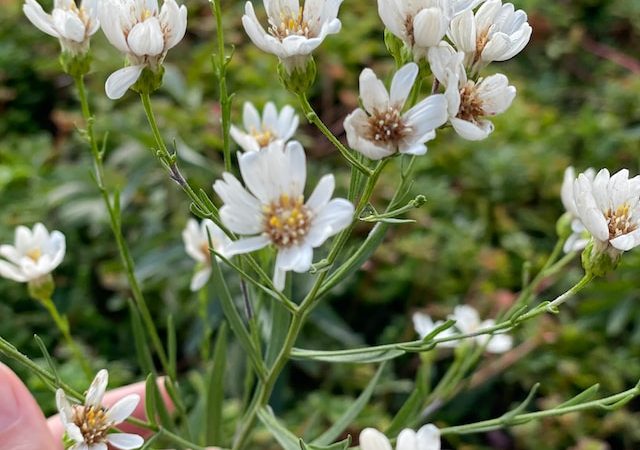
74,76,104,188
297,93,372,176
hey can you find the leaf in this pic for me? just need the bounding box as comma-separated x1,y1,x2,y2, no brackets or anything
258,407,300,450
386,364,430,436
265,298,292,367
313,362,386,445
144,374,157,427
291,347,405,363
206,323,228,445
127,299,156,376
302,436,351,450
167,314,177,380
34,334,60,385
556,384,600,409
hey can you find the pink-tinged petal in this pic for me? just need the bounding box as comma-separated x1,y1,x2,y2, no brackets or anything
359,428,392,450
390,63,418,109
359,68,389,114
105,65,145,100
107,433,144,450
225,236,270,257
107,394,140,424
305,174,335,212
86,369,108,408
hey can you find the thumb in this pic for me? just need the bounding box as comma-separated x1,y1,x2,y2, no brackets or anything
0,363,60,450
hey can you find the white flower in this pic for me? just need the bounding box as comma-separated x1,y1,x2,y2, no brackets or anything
23,0,99,55
359,425,441,450
561,167,596,253
572,168,640,256
377,0,455,58
56,370,143,450
448,0,531,70
448,305,512,353
412,311,456,347
213,140,354,290
344,63,448,160
241,0,343,72
99,0,187,99
230,102,300,152
430,46,516,141
182,218,231,291
0,223,65,283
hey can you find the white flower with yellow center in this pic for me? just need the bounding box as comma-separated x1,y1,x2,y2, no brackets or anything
573,168,640,257
448,305,512,353
23,0,99,55
99,0,187,99
448,0,531,71
344,63,448,160
0,223,65,283
56,370,143,450
230,102,300,152
561,167,596,253
429,45,516,141
241,0,343,72
182,218,231,291
213,140,354,290
359,425,442,450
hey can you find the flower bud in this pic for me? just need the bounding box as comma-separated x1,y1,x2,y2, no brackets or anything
278,57,317,94
556,211,573,240
59,51,92,78
28,274,55,303
581,240,621,278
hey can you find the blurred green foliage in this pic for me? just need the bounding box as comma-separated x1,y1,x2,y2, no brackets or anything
1,0,640,448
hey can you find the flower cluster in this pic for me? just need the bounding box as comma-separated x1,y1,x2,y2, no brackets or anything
230,102,300,152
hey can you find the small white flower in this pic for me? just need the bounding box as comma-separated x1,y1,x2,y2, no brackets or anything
0,223,66,283
99,0,188,99
359,424,441,450
182,218,231,292
429,46,516,141
572,168,640,256
344,63,448,160
377,0,455,58
230,102,300,152
448,305,512,353
412,311,456,347
23,0,99,55
213,140,354,291
448,0,531,70
241,0,343,72
56,369,144,450
561,167,596,253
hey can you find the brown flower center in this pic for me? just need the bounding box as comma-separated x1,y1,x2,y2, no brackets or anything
475,28,490,61
457,81,485,122
606,203,637,240
366,107,410,144
73,405,112,445
269,8,311,41
263,194,312,248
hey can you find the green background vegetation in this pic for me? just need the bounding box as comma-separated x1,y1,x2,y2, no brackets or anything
1,0,640,448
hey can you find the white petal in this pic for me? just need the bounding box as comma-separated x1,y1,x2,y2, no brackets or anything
404,94,448,138
127,17,164,56
485,333,513,353
0,260,28,282
390,63,418,110
285,140,307,198
397,428,417,450
107,433,144,450
106,394,140,424
611,229,640,252
225,236,270,257
105,65,145,100
450,117,493,140
448,9,476,53
359,68,389,114
413,8,448,49
160,1,187,50
190,266,212,291
305,174,335,211
412,312,435,339
23,0,59,37
359,428,392,450
416,424,441,450
85,369,108,408
306,198,354,247
272,266,287,291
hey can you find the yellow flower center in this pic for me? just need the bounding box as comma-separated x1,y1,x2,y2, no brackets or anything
606,203,637,240
269,8,311,40
141,8,153,20
457,81,485,123
366,107,410,145
263,194,312,248
26,248,42,262
73,405,112,445
251,128,275,148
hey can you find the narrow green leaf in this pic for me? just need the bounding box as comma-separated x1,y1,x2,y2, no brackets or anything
34,334,61,385
206,323,228,445
302,436,351,450
258,407,299,450
290,347,405,363
153,379,174,429
313,362,386,445
144,374,157,427
265,300,291,367
167,314,177,379
556,384,600,409
127,299,156,376
500,383,540,424
386,364,430,436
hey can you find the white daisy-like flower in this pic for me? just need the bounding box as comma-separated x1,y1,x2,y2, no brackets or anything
230,102,300,152
182,218,231,291
448,305,512,353
412,311,456,347
572,168,640,257
241,0,343,72
359,424,442,450
429,45,516,141
0,223,66,283
23,0,99,55
213,140,354,290
561,167,596,253
344,63,448,160
99,0,187,99
56,369,144,450
448,0,531,70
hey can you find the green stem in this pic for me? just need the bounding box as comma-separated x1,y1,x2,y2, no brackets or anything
297,93,372,176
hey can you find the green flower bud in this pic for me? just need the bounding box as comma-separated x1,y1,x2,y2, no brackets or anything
581,240,621,278
556,212,573,240
278,57,317,94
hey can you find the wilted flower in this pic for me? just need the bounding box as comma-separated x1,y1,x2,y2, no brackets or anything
573,168,640,260
241,0,342,73
561,167,596,253
429,44,516,141
56,369,143,450
344,63,447,160
448,0,531,70
213,141,354,290
447,305,512,353
23,0,99,56
182,218,231,291
99,0,187,99
0,223,65,284
360,425,442,450
230,102,299,152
